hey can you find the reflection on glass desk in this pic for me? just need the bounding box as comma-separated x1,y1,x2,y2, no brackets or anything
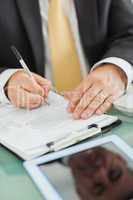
39,143,133,200
0,110,132,200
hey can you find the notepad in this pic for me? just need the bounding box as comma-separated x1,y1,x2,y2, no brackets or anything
0,92,119,160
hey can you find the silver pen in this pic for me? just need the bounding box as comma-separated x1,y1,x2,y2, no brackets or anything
11,46,49,105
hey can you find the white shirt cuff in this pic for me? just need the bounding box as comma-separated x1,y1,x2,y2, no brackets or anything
92,57,133,89
0,69,21,104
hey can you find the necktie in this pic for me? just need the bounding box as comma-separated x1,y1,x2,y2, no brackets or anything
48,0,82,92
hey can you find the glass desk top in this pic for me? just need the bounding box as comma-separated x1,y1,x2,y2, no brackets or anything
0,110,132,200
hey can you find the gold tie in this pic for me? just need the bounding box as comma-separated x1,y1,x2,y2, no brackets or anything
48,0,82,92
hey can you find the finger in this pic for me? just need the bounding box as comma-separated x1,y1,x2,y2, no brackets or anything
17,74,44,96
67,79,92,113
73,84,102,119
33,73,51,87
28,96,46,109
33,74,51,95
67,90,84,113
22,80,45,97
81,90,109,119
64,91,73,100
96,96,114,115
29,100,44,109
14,88,44,109
21,90,43,109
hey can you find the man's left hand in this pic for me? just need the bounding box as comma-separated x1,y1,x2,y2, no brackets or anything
65,64,127,119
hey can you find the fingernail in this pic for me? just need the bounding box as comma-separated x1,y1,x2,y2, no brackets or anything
81,113,88,119
43,86,49,95
68,102,75,110
96,110,102,115
73,113,80,120
82,111,93,119
67,106,72,113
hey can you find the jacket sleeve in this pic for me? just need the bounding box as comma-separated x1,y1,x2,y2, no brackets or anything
103,0,133,67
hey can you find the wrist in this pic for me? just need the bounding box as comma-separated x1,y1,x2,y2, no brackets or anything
93,64,128,89
4,69,23,100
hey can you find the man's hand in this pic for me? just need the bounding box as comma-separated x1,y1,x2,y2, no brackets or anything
65,64,127,119
6,70,51,109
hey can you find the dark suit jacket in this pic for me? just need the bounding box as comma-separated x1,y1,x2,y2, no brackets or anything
0,0,133,76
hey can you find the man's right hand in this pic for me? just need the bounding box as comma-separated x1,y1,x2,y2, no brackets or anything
5,70,51,109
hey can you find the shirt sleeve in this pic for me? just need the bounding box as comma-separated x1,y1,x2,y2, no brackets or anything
91,57,133,89
0,69,21,104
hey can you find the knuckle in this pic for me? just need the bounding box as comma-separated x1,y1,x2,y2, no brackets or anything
103,103,109,110
80,97,89,108
37,88,44,96
71,93,81,103
44,79,51,87
77,104,85,111
81,99,87,108
99,101,111,113
89,104,97,111
41,89,45,96
28,96,35,104
98,107,104,114
94,97,102,105
36,88,43,96
106,97,113,104
86,92,95,101
33,86,43,96
98,94,106,102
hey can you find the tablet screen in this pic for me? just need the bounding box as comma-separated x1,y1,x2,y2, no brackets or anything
39,142,133,200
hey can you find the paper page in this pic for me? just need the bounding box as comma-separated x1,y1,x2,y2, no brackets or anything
0,92,113,151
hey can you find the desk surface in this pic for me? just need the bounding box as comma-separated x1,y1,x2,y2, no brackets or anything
0,111,133,200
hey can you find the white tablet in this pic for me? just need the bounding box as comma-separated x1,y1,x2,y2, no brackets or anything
24,135,133,200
